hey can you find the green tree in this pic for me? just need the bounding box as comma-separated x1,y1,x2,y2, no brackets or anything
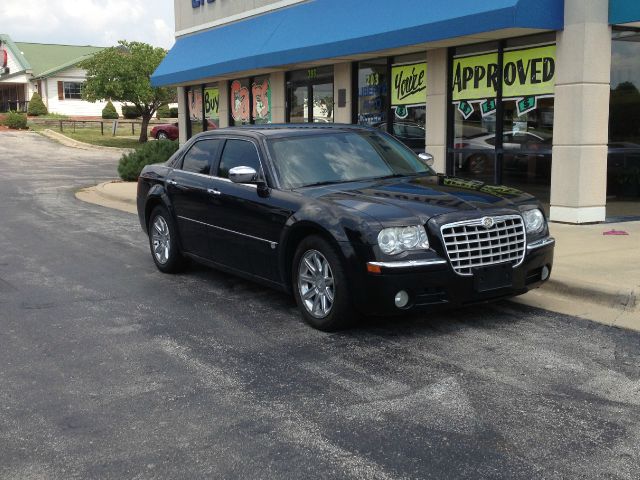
27,92,48,116
80,40,175,142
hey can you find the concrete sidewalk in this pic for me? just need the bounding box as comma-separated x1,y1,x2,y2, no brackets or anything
77,181,640,331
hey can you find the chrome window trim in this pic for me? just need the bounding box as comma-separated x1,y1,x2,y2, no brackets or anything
170,169,258,188
526,237,555,251
177,215,277,248
368,259,447,269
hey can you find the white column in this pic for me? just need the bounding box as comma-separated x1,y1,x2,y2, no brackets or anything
550,0,612,223
218,81,229,128
177,86,187,145
333,62,352,124
426,49,447,173
270,71,286,123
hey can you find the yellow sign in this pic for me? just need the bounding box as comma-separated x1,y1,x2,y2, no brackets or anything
502,46,556,98
452,45,556,101
204,87,219,120
391,63,427,106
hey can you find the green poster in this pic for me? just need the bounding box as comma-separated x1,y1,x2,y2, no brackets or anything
391,63,427,106
204,87,219,120
452,45,556,101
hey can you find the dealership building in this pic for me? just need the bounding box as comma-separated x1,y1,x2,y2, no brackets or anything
152,0,640,224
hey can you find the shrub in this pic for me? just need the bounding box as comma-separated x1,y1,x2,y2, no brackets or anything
102,101,119,119
4,111,28,129
169,107,178,118
118,139,179,181
121,104,142,119
156,104,170,119
27,92,48,116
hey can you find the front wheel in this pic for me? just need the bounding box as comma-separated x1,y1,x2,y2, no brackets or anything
148,206,187,273
292,236,357,331
156,131,168,140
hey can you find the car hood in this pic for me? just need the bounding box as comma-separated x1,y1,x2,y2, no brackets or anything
300,174,538,225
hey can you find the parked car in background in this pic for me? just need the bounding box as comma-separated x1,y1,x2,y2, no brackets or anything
374,121,426,153
137,124,554,331
151,120,217,141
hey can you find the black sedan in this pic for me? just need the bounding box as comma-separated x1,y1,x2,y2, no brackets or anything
137,124,555,331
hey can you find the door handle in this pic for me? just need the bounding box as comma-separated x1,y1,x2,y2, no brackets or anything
167,179,178,186
207,188,222,196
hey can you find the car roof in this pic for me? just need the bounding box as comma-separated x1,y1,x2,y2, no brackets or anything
195,123,378,140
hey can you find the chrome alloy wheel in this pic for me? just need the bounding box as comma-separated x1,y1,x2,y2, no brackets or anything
151,215,171,264
298,249,335,318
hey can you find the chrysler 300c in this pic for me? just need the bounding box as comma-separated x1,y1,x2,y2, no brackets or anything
137,125,555,331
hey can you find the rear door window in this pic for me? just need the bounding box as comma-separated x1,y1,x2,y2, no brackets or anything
180,139,222,175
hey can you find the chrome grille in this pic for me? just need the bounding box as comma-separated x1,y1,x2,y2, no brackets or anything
440,215,526,276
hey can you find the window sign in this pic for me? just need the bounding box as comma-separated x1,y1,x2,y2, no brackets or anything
230,79,250,123
252,77,272,123
452,45,556,101
188,87,203,121
391,63,427,106
204,87,219,120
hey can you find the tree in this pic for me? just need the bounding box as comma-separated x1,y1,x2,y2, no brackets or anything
27,92,48,116
80,41,175,142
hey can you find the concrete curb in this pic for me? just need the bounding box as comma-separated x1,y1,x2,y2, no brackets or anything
93,181,137,205
544,278,638,311
40,129,134,153
75,181,137,215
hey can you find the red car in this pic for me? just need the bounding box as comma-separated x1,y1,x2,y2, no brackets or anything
151,120,217,140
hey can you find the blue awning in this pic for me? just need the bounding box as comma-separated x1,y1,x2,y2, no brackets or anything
152,0,564,87
610,0,640,24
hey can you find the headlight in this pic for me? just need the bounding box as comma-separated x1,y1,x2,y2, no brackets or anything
523,209,545,234
377,226,429,255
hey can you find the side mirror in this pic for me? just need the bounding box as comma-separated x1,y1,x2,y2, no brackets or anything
418,152,435,167
229,166,258,184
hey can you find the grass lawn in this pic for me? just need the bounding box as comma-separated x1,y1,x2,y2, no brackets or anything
29,120,144,149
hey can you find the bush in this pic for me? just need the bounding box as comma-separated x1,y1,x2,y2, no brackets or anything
4,111,28,129
121,104,142,119
169,107,178,118
102,101,119,119
156,104,170,119
27,92,48,116
118,139,179,181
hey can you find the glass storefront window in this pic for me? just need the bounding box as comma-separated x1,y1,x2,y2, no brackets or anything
357,59,388,126
187,85,204,135
449,37,556,205
609,29,640,210
252,75,272,124
204,83,220,130
391,56,426,153
230,78,251,126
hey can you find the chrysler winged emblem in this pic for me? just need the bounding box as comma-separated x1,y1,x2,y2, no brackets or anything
481,216,495,229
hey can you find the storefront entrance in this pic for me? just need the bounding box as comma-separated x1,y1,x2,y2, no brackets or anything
0,83,28,112
286,67,334,123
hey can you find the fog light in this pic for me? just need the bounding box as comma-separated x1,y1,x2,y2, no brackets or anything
394,290,410,308
541,265,550,281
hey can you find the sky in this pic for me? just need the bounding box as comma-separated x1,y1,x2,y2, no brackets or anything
1,0,175,49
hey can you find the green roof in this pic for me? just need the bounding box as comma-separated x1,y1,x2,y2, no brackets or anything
13,41,104,78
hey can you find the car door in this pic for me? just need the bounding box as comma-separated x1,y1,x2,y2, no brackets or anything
166,138,222,258
205,137,290,283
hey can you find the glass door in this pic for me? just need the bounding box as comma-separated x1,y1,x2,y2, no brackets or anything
312,83,334,123
287,67,334,124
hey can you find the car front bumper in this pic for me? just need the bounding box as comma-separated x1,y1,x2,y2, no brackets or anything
351,237,555,316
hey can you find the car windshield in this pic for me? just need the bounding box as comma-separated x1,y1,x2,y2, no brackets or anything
266,130,434,189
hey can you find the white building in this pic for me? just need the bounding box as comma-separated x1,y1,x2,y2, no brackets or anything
0,34,122,117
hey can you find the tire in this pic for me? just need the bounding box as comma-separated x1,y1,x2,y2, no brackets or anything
148,205,187,273
292,235,358,331
156,131,168,140
467,154,488,175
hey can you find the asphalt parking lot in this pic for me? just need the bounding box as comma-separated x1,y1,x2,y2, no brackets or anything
0,132,639,479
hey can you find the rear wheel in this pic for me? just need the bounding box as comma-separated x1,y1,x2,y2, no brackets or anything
292,235,357,331
148,206,187,273
156,131,168,140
